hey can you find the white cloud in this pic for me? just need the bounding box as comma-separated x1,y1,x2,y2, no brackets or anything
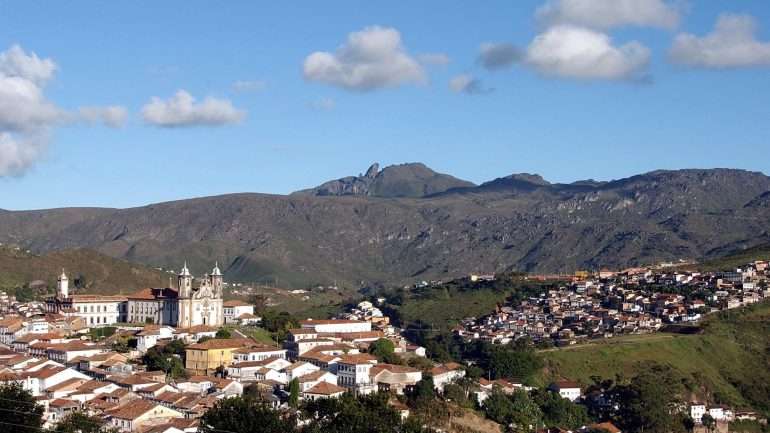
142,90,245,127
418,53,450,66
0,44,125,176
0,44,57,85
77,106,128,128
670,14,770,68
0,132,46,177
232,80,266,92
478,42,521,70
309,97,336,111
449,74,491,95
523,25,650,80
303,26,426,91
536,0,680,30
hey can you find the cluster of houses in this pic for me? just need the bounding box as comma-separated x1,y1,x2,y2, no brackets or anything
0,260,767,432
0,328,242,433
454,262,770,346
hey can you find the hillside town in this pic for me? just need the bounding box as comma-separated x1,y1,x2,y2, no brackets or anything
454,263,770,347
0,260,767,433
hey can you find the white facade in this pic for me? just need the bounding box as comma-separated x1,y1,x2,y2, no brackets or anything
691,404,706,423
223,301,255,324
336,356,377,390
177,263,224,328
300,319,371,334
136,326,175,352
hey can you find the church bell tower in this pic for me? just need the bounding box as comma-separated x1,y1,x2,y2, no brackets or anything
57,270,69,299
178,262,193,298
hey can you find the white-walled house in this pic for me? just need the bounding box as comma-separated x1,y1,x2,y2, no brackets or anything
300,319,372,334
136,326,175,352
336,353,378,393
223,301,255,324
549,381,582,402
109,399,184,432
691,404,707,423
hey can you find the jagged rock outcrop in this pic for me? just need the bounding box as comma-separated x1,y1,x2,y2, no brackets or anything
294,162,476,198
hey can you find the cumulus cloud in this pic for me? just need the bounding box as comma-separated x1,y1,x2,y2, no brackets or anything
0,44,57,85
303,26,426,91
0,132,47,177
523,25,650,80
418,53,451,66
670,14,770,68
449,74,491,95
478,42,521,70
0,44,125,176
142,90,245,127
536,0,680,30
232,80,266,92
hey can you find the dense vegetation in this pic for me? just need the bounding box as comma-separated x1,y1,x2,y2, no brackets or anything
0,245,166,297
143,339,188,379
541,302,770,417
201,392,434,433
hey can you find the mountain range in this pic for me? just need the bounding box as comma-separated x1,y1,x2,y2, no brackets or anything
2,163,770,288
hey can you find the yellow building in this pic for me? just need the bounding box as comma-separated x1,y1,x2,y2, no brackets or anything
185,338,255,375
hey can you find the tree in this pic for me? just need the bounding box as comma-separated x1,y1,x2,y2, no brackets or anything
483,389,517,425
508,389,543,432
611,363,687,433
486,345,542,380
701,414,716,433
51,411,117,433
215,328,232,339
200,395,297,433
443,383,472,408
288,378,299,408
532,388,591,429
301,392,433,433
369,338,403,364
143,343,188,380
0,383,44,433
408,377,435,409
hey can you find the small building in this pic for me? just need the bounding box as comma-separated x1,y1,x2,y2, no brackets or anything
109,399,184,432
184,338,255,375
302,381,346,400
549,380,582,402
223,300,255,324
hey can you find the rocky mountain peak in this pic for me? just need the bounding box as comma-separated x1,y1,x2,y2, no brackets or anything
294,162,475,198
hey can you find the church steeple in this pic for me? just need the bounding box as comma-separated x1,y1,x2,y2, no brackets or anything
57,269,69,298
210,262,223,298
177,262,193,298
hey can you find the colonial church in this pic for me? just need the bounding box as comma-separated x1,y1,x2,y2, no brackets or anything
47,262,225,328
175,262,224,328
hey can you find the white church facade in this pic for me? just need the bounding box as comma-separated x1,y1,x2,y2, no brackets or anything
46,263,225,328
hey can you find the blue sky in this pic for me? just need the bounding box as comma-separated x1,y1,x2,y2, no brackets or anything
0,0,769,210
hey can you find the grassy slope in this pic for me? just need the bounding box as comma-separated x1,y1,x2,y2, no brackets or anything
700,243,770,272
0,246,167,296
540,302,770,413
397,287,509,329
392,276,558,331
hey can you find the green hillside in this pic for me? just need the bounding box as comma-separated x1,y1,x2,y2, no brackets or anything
0,245,168,299
700,243,770,271
383,275,563,331
539,302,770,415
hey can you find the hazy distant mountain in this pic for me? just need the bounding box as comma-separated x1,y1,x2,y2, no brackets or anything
1,167,769,288
294,162,476,198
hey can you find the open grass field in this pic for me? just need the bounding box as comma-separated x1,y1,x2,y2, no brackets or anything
539,302,770,414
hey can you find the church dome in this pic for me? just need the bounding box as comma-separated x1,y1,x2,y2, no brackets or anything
212,261,222,276
179,261,191,277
